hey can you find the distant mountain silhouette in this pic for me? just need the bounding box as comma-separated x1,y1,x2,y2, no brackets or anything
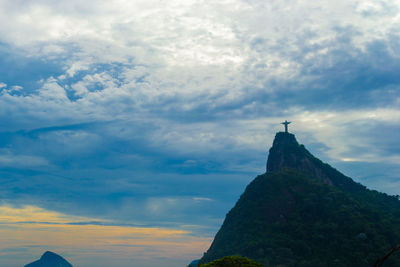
199,132,400,266
25,251,73,267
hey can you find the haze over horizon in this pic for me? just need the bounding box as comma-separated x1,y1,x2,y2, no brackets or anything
0,0,400,266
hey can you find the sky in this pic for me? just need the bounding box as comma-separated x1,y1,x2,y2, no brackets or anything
0,0,400,266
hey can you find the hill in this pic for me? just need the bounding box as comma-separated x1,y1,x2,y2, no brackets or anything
25,251,73,267
199,132,400,266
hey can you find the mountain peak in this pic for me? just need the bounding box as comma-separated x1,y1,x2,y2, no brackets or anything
40,251,62,260
271,131,299,149
25,251,73,267
266,132,364,191
266,132,306,173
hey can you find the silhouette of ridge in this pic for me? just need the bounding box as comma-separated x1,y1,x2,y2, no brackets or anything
25,251,73,267
199,132,400,266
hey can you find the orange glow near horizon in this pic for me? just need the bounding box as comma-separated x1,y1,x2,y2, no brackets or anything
0,205,212,265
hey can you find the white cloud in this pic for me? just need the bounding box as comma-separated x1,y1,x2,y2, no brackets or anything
290,108,400,163
192,197,213,202
0,150,49,168
0,0,398,126
38,77,68,101
0,0,398,97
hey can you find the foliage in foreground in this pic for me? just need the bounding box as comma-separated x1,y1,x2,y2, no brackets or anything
199,255,262,267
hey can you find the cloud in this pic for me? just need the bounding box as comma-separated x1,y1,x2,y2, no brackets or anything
290,108,400,162
0,0,400,265
0,151,49,168
0,205,102,224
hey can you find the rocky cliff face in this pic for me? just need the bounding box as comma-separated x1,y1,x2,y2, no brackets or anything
266,132,319,173
199,132,400,267
267,132,364,192
25,251,73,267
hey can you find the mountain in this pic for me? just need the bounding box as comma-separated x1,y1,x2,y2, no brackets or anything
25,251,73,267
199,132,400,266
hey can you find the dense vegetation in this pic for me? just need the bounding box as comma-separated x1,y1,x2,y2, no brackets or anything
199,255,262,267
199,132,400,266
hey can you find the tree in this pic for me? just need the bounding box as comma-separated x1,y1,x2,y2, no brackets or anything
200,255,262,267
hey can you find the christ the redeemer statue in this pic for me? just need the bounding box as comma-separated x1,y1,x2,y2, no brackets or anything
281,120,291,133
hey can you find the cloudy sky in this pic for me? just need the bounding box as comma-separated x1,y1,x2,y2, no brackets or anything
0,0,400,266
